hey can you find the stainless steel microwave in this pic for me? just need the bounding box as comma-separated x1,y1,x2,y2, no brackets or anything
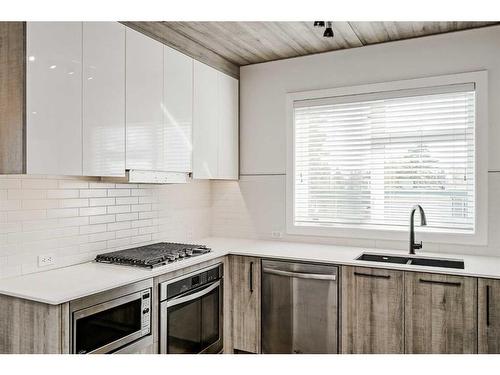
70,279,152,354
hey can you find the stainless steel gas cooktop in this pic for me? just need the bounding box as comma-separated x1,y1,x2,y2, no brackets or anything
95,242,211,269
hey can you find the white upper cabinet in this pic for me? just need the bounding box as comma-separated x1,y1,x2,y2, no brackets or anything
125,28,165,171
217,73,239,179
193,61,219,179
193,61,239,180
25,22,236,179
164,46,193,173
26,22,83,175
82,22,126,177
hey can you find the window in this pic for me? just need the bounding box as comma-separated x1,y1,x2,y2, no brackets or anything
286,72,488,245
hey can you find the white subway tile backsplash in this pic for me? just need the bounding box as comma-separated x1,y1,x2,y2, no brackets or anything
80,189,107,198
22,179,58,190
115,228,139,239
116,183,137,189
116,212,139,222
79,206,107,216
130,234,152,244
107,221,131,231
58,180,90,189
89,197,115,206
88,231,116,243
0,200,22,211
60,199,89,208
131,204,152,212
89,182,115,189
107,237,131,249
131,219,153,228
47,208,79,219
47,189,80,199
89,214,116,224
8,209,46,222
8,189,46,200
107,189,131,197
58,216,89,227
116,197,139,205
0,176,211,279
131,188,152,197
138,211,158,220
22,199,59,209
0,222,22,234
79,224,107,235
0,179,21,189
107,205,131,214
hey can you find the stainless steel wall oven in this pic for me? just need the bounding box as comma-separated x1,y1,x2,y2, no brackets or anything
159,263,223,354
70,279,152,354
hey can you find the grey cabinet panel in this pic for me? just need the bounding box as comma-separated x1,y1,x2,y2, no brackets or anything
0,294,68,354
229,255,261,353
404,272,477,354
478,278,500,353
0,22,25,174
341,266,404,354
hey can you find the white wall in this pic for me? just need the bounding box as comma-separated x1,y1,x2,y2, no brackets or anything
0,175,211,278
212,25,500,257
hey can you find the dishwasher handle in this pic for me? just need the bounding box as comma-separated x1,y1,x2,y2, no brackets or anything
263,267,337,281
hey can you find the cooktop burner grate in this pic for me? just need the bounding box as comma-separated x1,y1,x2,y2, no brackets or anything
95,242,211,268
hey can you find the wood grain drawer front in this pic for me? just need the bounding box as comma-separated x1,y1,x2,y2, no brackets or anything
478,278,500,353
404,272,477,354
341,266,404,354
230,256,261,353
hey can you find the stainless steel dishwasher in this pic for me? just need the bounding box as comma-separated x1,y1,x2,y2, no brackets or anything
262,259,338,354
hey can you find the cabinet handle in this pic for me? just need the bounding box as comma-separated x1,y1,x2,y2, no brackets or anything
353,271,390,279
249,261,254,293
418,278,461,287
486,285,491,327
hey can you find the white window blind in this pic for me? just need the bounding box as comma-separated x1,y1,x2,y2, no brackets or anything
293,84,476,233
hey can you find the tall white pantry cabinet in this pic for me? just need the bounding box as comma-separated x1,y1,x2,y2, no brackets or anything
24,22,238,180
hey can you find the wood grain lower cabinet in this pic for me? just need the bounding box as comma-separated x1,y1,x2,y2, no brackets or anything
478,278,500,353
228,255,261,353
341,266,404,353
404,272,477,354
0,294,70,354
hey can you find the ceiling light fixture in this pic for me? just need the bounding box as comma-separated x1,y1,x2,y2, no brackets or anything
323,21,334,38
313,21,335,38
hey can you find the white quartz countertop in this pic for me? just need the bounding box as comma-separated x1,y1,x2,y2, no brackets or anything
1,236,500,305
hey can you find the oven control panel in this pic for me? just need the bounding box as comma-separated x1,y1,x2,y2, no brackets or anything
141,289,151,335
164,264,223,300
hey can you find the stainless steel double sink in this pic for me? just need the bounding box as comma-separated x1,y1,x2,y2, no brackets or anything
356,252,464,269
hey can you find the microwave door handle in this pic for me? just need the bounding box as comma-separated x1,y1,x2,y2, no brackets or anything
166,280,221,308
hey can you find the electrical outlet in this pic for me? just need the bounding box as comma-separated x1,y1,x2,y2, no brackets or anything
271,231,283,239
186,228,193,242
38,254,55,267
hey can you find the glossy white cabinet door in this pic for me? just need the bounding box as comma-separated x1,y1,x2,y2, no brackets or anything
26,22,82,175
217,73,239,179
193,61,219,179
82,22,126,177
126,28,165,171
164,46,193,173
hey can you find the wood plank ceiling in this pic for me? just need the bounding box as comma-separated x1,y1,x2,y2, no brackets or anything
125,21,498,78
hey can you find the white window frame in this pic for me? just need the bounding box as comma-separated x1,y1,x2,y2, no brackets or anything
286,71,488,245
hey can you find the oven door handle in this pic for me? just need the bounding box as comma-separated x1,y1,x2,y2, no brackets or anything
166,280,221,308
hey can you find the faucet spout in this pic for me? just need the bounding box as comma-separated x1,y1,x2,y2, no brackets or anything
409,205,427,255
